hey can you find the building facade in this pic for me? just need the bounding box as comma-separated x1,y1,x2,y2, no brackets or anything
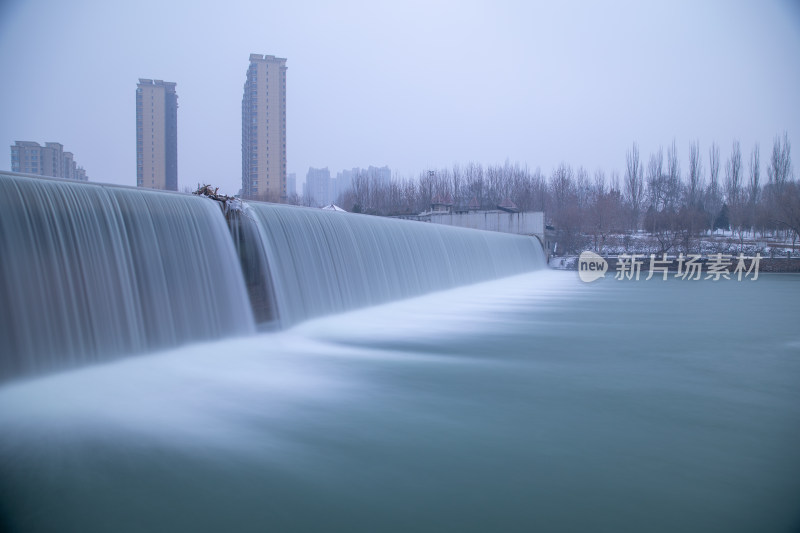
241,54,287,202
305,167,332,207
335,168,358,200
332,166,391,202
10,141,88,180
136,79,178,190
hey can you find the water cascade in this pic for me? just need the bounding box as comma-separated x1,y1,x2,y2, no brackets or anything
247,203,545,327
0,173,545,380
0,174,256,381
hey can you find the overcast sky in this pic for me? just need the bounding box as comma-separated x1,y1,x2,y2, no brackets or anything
1,0,798,195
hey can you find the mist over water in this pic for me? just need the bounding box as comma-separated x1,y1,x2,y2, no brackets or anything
1,271,798,533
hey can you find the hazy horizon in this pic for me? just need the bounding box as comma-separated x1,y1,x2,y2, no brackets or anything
1,0,798,195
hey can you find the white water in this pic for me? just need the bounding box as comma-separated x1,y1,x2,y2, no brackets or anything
249,202,545,327
0,174,545,379
0,175,255,380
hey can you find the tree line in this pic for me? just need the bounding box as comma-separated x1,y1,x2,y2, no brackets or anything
291,132,797,254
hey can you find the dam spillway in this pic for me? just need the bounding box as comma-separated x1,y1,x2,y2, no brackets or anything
246,202,545,327
0,174,256,380
0,173,545,381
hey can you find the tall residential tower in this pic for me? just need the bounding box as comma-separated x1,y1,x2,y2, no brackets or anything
242,54,287,201
136,79,178,190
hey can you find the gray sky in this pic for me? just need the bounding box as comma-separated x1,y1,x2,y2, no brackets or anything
1,0,798,195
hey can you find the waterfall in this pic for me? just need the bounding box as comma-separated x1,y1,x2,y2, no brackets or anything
246,203,545,327
0,174,255,381
0,173,545,381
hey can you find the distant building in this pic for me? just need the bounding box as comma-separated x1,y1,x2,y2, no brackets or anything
428,210,544,243
336,168,358,198
392,195,543,242
333,165,391,201
136,79,178,190
366,165,391,187
242,53,287,202
393,207,545,243
10,141,88,181
306,167,332,207
497,197,520,213
287,172,297,197
430,194,454,213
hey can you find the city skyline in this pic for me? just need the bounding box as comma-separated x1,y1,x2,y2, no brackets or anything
0,0,798,196
303,165,391,206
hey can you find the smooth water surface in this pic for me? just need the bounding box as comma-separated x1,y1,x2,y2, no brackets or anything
0,271,798,532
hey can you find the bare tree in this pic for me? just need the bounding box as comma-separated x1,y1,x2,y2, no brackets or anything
465,163,485,209
575,166,591,209
625,142,645,230
511,164,534,211
747,144,760,236
550,163,583,253
665,139,682,210
767,131,792,190
646,147,665,210
725,140,745,245
530,168,547,212
687,140,703,207
550,163,576,216
707,141,722,230
766,132,796,243
776,183,800,250
587,168,623,252
725,140,743,207
487,165,503,207
593,168,606,196
609,170,621,194
748,144,760,205
679,140,706,246
451,164,463,206
351,170,370,212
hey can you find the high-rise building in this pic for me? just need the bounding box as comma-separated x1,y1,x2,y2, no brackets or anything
336,168,358,200
287,172,297,198
136,79,178,190
367,165,392,187
10,141,88,181
305,167,332,207
242,54,287,202
333,166,391,200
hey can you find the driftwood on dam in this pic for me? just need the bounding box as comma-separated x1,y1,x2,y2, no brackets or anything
192,184,275,324
193,184,234,203
192,184,243,215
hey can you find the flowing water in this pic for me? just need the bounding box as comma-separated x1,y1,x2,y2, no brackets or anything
0,175,254,379
1,272,798,532
0,174,798,532
248,202,543,327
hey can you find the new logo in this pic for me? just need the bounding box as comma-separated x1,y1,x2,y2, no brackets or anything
578,251,608,282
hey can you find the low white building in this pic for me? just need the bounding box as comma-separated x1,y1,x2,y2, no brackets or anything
428,210,544,241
